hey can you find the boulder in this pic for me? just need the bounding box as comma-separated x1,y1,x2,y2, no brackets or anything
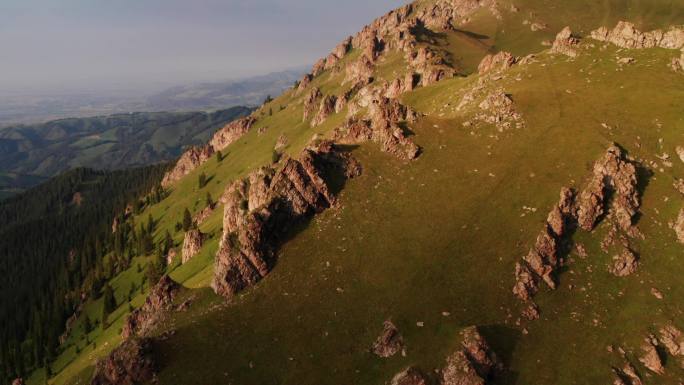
122,275,180,339
677,146,684,163
609,248,639,277
639,339,665,374
477,51,517,75
165,248,177,265
182,229,204,263
613,361,643,385
659,324,684,357
551,26,580,57
91,338,155,385
372,320,405,357
442,326,501,385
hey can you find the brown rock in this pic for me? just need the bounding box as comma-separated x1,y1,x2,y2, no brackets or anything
161,145,214,188
212,143,360,298
639,340,664,375
122,275,180,339
609,248,639,277
297,73,313,92
165,248,177,265
477,51,517,75
209,116,256,151
193,203,215,226
182,229,204,263
442,326,501,385
311,95,338,126
591,22,684,50
91,338,155,385
613,361,643,385
12,378,25,385
311,58,326,77
303,87,323,122
522,302,540,320
674,179,684,195
659,324,684,357
390,367,428,385
551,26,580,57
675,208,684,244
372,320,405,357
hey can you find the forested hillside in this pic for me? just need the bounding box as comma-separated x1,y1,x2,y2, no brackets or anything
0,165,167,382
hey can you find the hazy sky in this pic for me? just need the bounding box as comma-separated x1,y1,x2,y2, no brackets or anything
0,0,406,93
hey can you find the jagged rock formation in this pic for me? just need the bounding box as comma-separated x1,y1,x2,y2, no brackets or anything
514,145,642,308
390,367,428,385
441,326,501,385
90,338,155,385
612,361,643,385
122,275,180,339
475,90,524,131
193,204,215,226
513,187,575,302
639,338,665,374
609,248,639,277
209,116,257,151
372,320,405,357
477,51,517,75
303,88,323,122
161,145,214,188
577,145,639,233
334,98,420,160
311,95,338,126
591,22,684,50
551,26,580,57
659,324,684,366
182,229,204,263
212,141,361,298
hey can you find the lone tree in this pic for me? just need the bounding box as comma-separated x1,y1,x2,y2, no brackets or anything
101,284,116,327
216,150,224,162
264,94,273,104
198,172,208,189
182,208,193,231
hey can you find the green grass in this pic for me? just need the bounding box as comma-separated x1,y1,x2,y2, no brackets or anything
37,2,684,384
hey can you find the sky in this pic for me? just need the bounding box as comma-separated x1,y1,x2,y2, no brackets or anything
0,0,406,93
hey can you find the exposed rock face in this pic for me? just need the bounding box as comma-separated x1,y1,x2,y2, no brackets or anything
478,51,517,75
577,145,639,232
297,73,313,92
303,88,323,122
591,22,684,50
613,362,643,385
334,98,420,160
165,248,177,265
639,339,665,374
122,275,180,339
90,338,155,385
442,326,501,385
659,324,684,358
513,187,575,301
212,142,361,298
551,26,580,57
345,54,376,86
210,116,257,151
182,229,204,263
193,204,215,226
161,145,214,188
475,90,524,130
390,367,428,385
311,95,338,126
609,248,639,277
372,320,405,357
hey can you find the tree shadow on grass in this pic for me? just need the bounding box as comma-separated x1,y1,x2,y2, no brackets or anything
478,324,522,385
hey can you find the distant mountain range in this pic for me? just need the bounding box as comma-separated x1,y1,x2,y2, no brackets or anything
0,106,252,198
0,68,304,127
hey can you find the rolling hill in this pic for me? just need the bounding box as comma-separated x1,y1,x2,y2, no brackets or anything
3,0,684,384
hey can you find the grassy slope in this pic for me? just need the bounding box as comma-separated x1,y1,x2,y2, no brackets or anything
37,1,684,384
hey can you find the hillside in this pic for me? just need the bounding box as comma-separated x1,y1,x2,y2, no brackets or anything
9,0,684,385
0,106,251,197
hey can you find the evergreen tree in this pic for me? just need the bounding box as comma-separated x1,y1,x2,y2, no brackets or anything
182,208,193,231
198,172,208,189
206,192,214,207
101,284,116,327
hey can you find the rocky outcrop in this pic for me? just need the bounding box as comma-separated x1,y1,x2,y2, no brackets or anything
477,51,517,75
372,320,405,357
390,367,428,385
161,145,214,188
577,145,639,232
303,88,323,122
212,142,361,298
639,338,665,375
311,95,338,126
334,98,420,160
591,22,684,50
122,275,180,339
659,324,684,359
297,73,313,93
210,116,256,151
613,361,643,385
182,229,204,263
193,204,215,226
441,326,501,385
91,338,155,385
551,26,580,57
165,248,177,265
609,248,639,277
475,90,525,131
513,188,575,302
675,208,684,243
